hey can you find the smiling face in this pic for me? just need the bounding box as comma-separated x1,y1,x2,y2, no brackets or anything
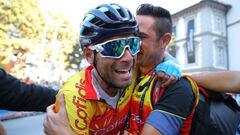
84,35,137,95
94,46,135,89
136,15,166,75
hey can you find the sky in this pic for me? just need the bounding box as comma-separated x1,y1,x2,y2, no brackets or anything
40,0,201,26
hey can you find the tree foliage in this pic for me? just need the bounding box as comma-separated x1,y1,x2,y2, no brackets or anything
67,42,84,70
0,0,77,76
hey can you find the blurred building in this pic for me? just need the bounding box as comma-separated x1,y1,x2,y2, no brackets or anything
218,0,240,71
170,0,240,73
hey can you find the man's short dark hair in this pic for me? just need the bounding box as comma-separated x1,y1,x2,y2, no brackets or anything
137,3,172,40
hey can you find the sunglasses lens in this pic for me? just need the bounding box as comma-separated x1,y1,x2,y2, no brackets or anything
128,37,141,55
100,40,126,57
92,37,141,58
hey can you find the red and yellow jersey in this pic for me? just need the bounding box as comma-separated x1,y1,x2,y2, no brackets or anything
127,69,158,134
127,69,199,135
55,66,136,135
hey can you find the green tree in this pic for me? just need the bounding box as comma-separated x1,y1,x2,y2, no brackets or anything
0,0,77,74
0,0,44,69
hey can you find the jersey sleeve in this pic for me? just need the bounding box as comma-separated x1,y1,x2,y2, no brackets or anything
146,110,183,135
0,68,56,112
146,78,195,134
55,73,95,134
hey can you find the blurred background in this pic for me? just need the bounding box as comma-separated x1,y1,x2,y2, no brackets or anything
1,0,240,134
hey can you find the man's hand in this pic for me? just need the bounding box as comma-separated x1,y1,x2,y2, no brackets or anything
43,93,75,135
155,57,181,87
156,72,178,87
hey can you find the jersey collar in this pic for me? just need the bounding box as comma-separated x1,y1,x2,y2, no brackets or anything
84,65,100,100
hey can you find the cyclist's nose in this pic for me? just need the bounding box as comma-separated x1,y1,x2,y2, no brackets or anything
119,48,134,62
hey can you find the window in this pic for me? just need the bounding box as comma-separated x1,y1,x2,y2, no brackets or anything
215,41,226,67
184,42,199,67
214,13,224,33
186,19,195,63
216,46,224,65
215,40,227,67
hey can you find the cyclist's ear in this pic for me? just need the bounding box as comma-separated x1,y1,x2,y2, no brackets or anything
83,47,94,64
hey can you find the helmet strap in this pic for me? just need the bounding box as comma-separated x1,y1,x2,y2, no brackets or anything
92,51,119,89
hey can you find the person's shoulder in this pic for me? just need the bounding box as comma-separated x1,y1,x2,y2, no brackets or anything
168,77,192,91
59,71,85,92
154,77,195,118
0,68,6,76
165,77,195,101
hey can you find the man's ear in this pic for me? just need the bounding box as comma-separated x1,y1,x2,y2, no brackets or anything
161,33,172,48
83,47,94,64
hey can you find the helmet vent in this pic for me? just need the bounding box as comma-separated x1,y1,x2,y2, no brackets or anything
117,9,125,18
81,27,94,36
105,11,118,21
127,10,132,19
90,17,106,27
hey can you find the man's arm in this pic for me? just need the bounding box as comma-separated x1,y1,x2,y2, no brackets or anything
141,123,162,135
0,68,57,111
191,71,240,93
142,78,194,135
